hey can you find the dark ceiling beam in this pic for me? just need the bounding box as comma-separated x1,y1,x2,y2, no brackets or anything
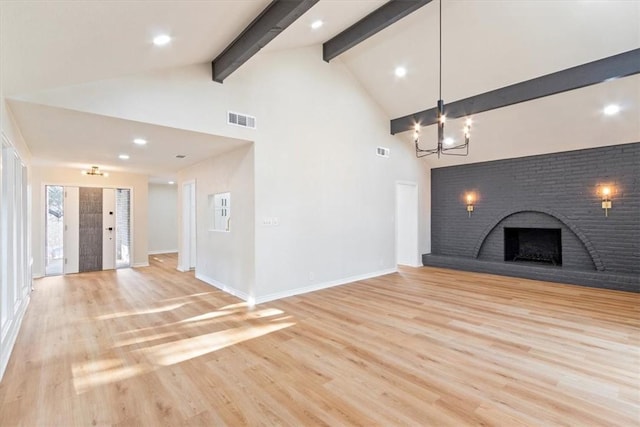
391,48,640,134
212,0,319,83
323,0,432,63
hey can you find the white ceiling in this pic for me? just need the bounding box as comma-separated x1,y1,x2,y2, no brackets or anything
341,0,640,118
8,100,248,179
0,0,270,96
1,0,639,179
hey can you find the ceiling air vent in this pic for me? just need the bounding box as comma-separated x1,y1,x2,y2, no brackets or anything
228,111,256,129
376,147,390,158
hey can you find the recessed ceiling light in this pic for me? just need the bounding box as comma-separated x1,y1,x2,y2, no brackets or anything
133,138,147,145
395,66,407,78
311,20,323,30
443,137,454,146
153,34,171,46
118,154,130,160
603,104,620,116
168,181,175,185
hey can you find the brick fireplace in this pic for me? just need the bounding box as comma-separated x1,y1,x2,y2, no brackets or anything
423,142,639,292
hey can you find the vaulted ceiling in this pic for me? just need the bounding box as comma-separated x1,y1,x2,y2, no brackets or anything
1,1,638,181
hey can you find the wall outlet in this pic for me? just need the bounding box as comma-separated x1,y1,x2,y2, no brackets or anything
262,217,279,226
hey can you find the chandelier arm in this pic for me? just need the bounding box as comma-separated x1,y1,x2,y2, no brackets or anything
442,142,469,151
416,150,438,157
441,151,469,156
416,147,439,154
441,144,469,156
415,140,439,157
415,139,438,152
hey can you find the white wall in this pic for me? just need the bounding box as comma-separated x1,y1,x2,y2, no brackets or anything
31,166,149,277
0,100,32,380
178,145,255,300
17,45,429,303
148,183,178,254
173,46,426,303
246,47,424,302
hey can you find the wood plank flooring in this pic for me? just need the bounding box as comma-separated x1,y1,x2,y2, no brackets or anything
0,253,638,426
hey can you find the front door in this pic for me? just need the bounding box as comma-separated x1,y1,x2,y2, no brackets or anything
56,186,128,274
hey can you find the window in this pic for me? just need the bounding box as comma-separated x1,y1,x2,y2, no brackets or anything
209,192,231,232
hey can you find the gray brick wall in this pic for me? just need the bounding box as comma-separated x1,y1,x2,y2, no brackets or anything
429,142,639,285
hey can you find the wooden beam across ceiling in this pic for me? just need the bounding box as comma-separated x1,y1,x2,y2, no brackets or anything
323,0,432,63
390,48,640,135
212,0,319,83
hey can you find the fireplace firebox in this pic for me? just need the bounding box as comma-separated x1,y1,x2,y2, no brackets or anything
504,228,562,266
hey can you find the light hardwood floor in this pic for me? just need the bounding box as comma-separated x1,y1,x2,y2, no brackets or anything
0,253,638,426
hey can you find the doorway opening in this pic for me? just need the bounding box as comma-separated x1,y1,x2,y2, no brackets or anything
396,182,419,267
181,180,196,271
45,185,64,276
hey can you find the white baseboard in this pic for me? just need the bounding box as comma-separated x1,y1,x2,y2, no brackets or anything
0,295,30,381
255,268,398,305
132,262,150,268
398,262,422,268
193,268,398,306
195,272,250,302
148,250,178,255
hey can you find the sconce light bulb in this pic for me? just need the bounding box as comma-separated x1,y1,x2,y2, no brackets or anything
602,187,610,196
466,194,473,203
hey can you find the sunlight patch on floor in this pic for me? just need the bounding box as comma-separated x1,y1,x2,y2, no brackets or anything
72,359,147,395
115,331,179,348
71,315,295,394
159,291,217,303
219,302,252,310
95,303,186,320
246,308,284,319
138,320,295,366
180,310,235,323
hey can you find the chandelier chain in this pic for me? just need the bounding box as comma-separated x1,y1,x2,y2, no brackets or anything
439,0,442,101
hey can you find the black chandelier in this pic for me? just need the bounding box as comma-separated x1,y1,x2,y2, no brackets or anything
414,0,472,158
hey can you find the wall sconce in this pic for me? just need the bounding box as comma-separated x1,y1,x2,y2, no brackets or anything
465,193,475,218
597,184,614,217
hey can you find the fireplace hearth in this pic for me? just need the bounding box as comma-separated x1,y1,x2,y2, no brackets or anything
504,228,562,266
